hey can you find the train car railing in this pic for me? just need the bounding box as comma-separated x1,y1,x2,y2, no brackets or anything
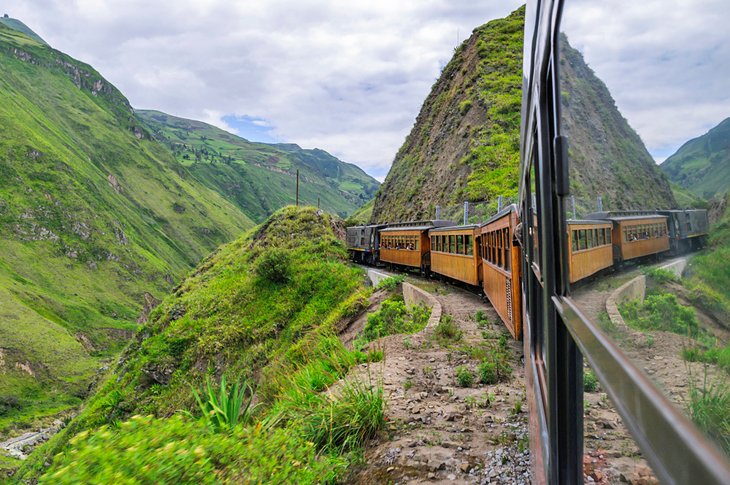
521,0,730,483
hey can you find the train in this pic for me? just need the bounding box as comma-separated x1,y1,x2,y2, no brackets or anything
346,206,708,339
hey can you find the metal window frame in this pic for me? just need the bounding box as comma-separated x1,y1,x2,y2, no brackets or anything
521,1,730,483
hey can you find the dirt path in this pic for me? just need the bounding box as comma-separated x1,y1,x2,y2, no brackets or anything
344,282,530,484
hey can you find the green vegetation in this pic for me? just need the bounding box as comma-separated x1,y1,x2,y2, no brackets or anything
584,370,598,392
688,372,730,455
643,267,679,285
619,293,699,338
434,314,463,344
462,8,524,202
41,414,348,484
353,296,430,350
683,345,730,375
137,110,379,222
17,207,384,482
191,376,258,433
344,199,374,226
376,274,405,291
661,118,730,199
0,23,254,433
455,366,474,387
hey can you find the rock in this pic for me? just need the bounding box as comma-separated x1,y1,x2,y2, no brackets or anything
460,462,470,473
428,472,436,479
387,466,395,473
447,473,457,480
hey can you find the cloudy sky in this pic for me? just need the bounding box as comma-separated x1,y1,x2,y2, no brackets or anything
4,1,728,179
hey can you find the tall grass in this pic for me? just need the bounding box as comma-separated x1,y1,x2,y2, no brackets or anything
687,368,730,455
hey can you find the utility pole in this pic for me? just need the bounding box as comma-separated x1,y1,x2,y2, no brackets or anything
296,169,299,207
435,205,441,220
463,201,468,225
317,197,320,209
571,195,577,219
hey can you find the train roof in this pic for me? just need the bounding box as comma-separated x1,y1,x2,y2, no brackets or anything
586,213,667,222
379,220,456,232
479,204,518,227
428,224,480,233
567,219,612,225
346,223,388,230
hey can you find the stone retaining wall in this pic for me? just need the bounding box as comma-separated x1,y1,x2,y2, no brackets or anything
366,269,442,330
605,258,687,333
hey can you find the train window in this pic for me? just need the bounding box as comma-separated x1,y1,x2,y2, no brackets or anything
597,228,604,246
572,230,578,252
465,235,472,255
503,228,510,271
456,235,463,254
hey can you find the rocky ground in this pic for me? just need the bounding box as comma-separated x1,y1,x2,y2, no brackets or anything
339,260,726,484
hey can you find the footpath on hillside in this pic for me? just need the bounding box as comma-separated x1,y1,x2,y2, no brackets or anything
340,274,529,484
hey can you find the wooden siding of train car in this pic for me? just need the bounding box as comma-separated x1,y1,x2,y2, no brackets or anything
379,229,429,268
430,228,480,286
479,211,522,339
613,218,670,262
567,223,614,283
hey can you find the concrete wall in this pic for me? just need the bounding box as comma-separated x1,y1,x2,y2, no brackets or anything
659,258,687,278
367,269,391,288
365,269,442,331
605,257,687,334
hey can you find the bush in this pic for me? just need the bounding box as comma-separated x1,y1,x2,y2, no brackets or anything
478,361,497,384
354,298,430,349
644,267,679,285
456,366,474,387
688,375,730,455
620,293,699,337
191,375,258,432
682,344,730,374
434,315,462,343
376,275,405,291
255,248,292,284
584,369,598,392
42,415,346,484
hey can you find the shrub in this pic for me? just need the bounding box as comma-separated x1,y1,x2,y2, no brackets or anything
42,415,346,484
620,293,699,337
456,366,474,387
354,298,430,348
478,361,497,384
475,310,489,327
584,369,598,392
682,344,730,374
434,315,463,343
376,275,405,291
459,99,473,115
688,374,730,454
644,267,679,285
191,375,258,433
255,248,292,284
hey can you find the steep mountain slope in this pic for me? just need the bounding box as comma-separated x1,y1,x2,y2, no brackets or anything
0,15,46,45
137,110,380,221
0,23,253,434
371,6,675,222
18,207,375,482
661,117,730,199
559,35,676,212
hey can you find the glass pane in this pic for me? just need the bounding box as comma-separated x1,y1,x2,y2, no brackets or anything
561,0,728,475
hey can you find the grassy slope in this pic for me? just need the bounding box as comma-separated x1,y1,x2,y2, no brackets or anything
688,193,730,317
0,24,253,434
0,16,46,45
136,110,380,221
661,118,730,199
17,206,373,481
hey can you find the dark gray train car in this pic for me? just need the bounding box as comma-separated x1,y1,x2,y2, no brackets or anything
657,209,709,253
346,224,387,265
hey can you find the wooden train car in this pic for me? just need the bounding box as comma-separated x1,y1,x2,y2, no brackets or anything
429,225,481,286
478,205,522,339
566,220,614,283
379,221,454,272
588,213,669,263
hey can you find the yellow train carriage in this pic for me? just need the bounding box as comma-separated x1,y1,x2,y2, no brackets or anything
566,220,614,283
429,225,481,286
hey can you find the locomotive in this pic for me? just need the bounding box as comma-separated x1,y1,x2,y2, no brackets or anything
346,206,708,339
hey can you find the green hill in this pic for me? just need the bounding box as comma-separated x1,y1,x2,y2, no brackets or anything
0,15,47,45
371,6,675,222
0,22,254,439
137,110,380,222
17,207,378,482
661,117,730,199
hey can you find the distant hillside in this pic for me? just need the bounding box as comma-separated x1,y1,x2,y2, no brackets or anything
0,15,46,45
661,117,730,199
559,35,676,212
371,6,675,222
137,110,380,221
0,22,252,437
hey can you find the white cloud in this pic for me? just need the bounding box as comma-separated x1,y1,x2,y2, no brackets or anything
562,0,730,162
4,0,726,179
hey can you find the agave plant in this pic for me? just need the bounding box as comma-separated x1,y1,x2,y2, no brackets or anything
192,375,258,432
